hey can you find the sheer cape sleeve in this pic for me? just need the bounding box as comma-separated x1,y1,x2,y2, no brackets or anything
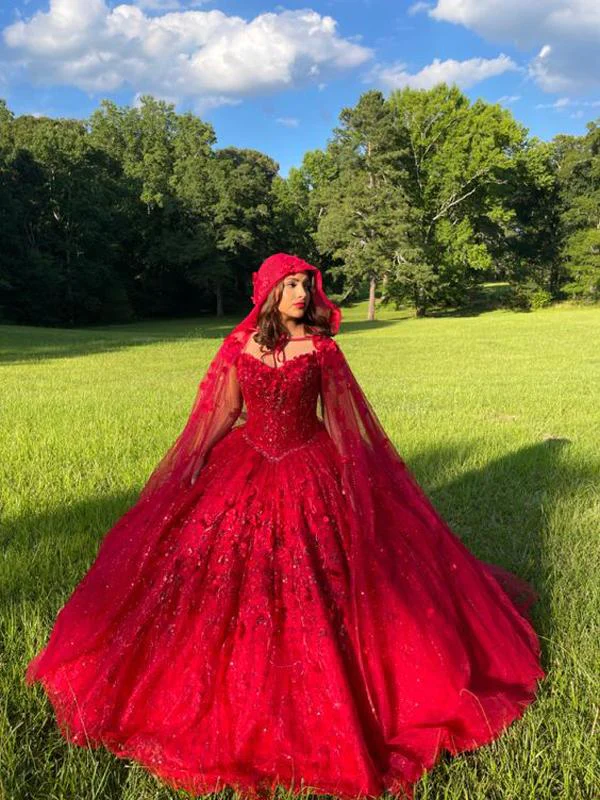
316,334,540,618
315,334,543,768
139,328,248,500
26,327,252,685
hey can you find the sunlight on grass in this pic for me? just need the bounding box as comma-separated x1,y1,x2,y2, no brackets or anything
2,305,598,799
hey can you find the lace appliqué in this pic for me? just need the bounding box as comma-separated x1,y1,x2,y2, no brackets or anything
235,345,323,461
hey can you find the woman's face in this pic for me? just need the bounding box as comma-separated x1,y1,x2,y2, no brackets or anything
277,271,311,321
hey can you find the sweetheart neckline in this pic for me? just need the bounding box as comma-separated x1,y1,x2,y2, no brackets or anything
237,349,318,372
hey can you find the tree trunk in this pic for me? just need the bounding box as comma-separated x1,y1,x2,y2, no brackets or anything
367,276,376,320
380,271,388,303
415,285,427,317
215,282,223,316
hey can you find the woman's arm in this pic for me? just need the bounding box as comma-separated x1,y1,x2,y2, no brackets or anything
189,363,243,485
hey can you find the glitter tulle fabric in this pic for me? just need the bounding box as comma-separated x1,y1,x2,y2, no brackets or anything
25,333,545,800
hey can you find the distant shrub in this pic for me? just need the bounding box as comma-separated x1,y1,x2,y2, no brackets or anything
530,288,553,309
504,284,532,311
503,283,554,312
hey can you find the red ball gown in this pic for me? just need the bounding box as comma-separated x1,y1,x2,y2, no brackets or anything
25,332,545,800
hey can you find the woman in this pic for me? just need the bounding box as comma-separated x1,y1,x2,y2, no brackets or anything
25,253,545,800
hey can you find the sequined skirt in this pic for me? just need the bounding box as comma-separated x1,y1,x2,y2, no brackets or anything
25,423,544,800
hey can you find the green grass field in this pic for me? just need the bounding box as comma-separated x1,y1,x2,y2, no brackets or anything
1,302,598,799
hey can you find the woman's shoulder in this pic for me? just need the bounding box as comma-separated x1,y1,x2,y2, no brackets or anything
313,331,337,346
312,332,341,359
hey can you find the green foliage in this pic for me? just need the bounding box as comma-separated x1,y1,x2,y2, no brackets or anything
561,228,600,301
504,284,534,312
1,90,600,327
530,288,554,309
0,113,133,325
503,281,554,312
553,121,600,302
302,86,598,316
308,84,536,316
504,138,565,297
386,85,528,316
311,90,417,313
0,97,287,326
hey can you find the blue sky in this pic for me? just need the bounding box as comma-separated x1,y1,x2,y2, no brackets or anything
1,1,598,177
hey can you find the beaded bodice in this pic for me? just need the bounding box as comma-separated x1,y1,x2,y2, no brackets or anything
235,348,324,461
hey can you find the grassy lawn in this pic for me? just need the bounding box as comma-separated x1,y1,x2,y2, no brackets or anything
1,302,598,799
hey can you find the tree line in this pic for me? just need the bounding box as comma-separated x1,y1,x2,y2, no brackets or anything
0,85,598,327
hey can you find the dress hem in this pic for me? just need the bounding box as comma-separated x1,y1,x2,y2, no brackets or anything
26,661,544,800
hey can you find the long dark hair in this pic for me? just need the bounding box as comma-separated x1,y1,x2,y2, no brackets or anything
252,271,334,352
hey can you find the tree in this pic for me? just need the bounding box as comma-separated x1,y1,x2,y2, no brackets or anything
2,112,129,325
314,90,411,319
268,171,319,265
89,97,207,317
308,85,530,318
498,138,563,296
554,120,600,301
384,84,528,315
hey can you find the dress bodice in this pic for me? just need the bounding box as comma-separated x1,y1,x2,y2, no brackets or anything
235,346,324,461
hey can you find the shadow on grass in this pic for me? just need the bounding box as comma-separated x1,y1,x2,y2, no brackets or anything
0,313,408,366
0,315,246,365
425,284,523,319
9,435,579,627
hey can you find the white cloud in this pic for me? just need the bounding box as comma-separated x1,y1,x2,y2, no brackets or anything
407,2,433,16
132,0,184,10
535,96,600,110
419,0,600,93
368,53,519,91
1,0,372,107
193,95,242,115
497,94,521,105
276,116,299,127
132,0,211,10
